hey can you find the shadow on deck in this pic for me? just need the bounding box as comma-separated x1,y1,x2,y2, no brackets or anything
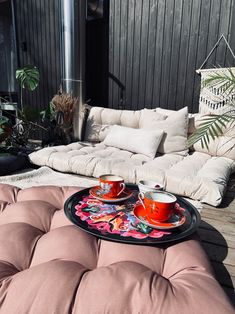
198,173,235,306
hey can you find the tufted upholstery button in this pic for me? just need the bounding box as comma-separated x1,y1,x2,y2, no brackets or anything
30,226,98,269
0,260,87,314
97,240,164,274
0,183,233,314
0,223,43,271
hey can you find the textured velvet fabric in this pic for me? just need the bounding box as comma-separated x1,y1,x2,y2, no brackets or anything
0,184,233,314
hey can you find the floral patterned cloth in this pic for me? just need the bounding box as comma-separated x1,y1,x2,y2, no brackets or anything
75,192,171,239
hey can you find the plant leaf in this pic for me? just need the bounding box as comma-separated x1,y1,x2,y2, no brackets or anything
187,114,235,148
202,68,235,104
16,65,39,91
0,116,10,125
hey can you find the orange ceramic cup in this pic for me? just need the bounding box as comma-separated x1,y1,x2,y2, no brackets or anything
138,191,177,222
99,174,125,198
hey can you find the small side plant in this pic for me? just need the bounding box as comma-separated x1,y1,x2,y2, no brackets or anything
16,65,39,111
0,65,46,147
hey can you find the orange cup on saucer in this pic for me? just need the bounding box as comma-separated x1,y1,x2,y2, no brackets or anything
99,174,125,198
138,191,177,222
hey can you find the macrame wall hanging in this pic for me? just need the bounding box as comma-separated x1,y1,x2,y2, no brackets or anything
196,34,235,115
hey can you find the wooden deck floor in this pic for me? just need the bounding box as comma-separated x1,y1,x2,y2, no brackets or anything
198,173,235,307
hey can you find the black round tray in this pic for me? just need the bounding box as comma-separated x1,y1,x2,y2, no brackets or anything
64,184,201,246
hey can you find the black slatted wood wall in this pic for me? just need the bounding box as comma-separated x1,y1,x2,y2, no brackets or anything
14,0,61,113
109,0,235,113
13,0,108,113
11,0,235,116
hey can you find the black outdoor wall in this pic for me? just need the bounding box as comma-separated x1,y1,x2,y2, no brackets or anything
9,0,235,117
14,0,61,113
12,0,108,112
0,0,17,96
109,0,235,113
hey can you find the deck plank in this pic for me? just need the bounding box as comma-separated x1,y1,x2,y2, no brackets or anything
201,242,235,266
200,219,235,236
198,227,235,249
199,173,235,306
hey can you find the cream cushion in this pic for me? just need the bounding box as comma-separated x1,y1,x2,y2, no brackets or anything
28,106,235,206
85,107,142,142
84,106,166,142
103,125,164,158
139,107,189,156
172,111,235,160
29,142,235,206
150,107,197,135
191,115,235,159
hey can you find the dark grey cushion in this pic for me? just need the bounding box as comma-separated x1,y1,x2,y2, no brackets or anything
0,153,30,176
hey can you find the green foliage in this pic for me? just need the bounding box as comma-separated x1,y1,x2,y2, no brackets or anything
188,114,235,149
189,68,235,148
0,116,12,143
202,68,235,99
40,102,56,122
0,65,45,147
0,116,11,130
16,65,39,91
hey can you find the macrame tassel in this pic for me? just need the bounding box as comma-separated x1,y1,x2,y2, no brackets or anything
197,67,235,115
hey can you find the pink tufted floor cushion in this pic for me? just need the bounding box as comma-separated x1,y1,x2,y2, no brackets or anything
0,183,233,314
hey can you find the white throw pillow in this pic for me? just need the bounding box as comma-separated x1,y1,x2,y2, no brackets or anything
103,125,164,158
139,107,189,155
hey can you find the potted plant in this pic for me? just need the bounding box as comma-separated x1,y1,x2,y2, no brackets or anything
0,65,43,174
40,88,77,145
0,114,30,175
1,65,46,149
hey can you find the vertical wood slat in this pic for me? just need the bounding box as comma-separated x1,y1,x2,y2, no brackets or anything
131,0,143,109
109,0,235,113
175,0,193,108
138,0,150,108
118,0,128,109
108,0,115,108
125,0,136,109
152,0,165,107
184,0,202,112
159,0,174,109
228,1,235,65
112,0,121,109
167,0,183,110
216,0,233,66
144,0,158,108
206,0,221,67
